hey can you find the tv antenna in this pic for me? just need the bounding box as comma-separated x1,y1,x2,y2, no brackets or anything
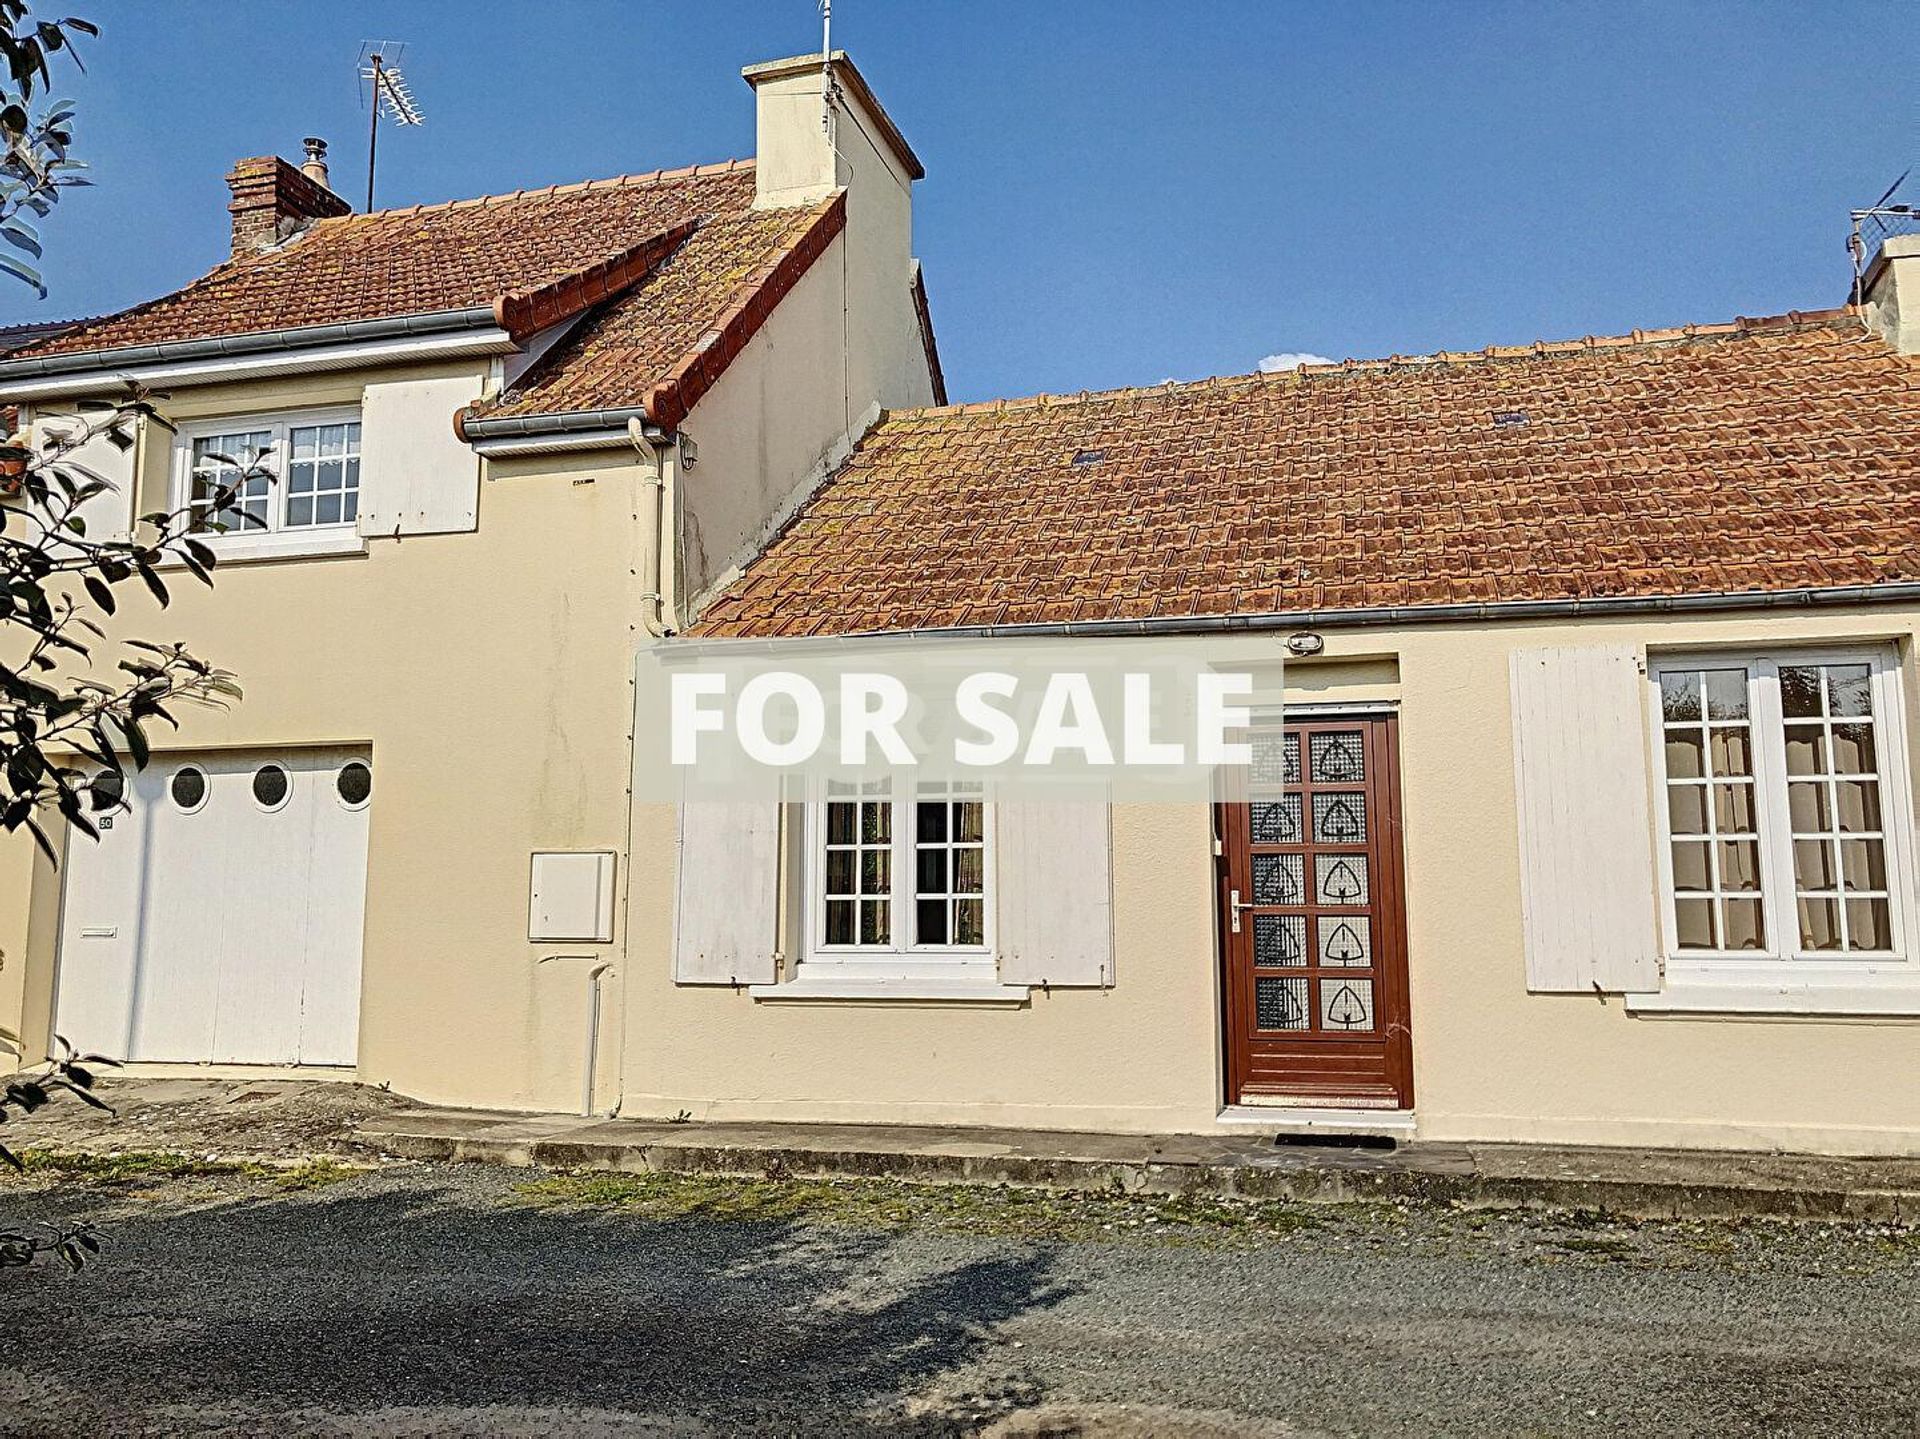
358,41,425,212
819,1,839,135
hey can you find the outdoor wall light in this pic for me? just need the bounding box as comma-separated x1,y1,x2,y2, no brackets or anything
1285,632,1326,657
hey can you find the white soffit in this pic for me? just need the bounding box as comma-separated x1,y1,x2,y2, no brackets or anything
0,329,517,401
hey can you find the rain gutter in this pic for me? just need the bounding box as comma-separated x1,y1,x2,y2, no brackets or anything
457,404,670,454
0,307,514,399
673,583,1920,651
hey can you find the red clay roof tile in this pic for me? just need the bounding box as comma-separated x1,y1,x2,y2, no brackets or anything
10,159,850,430
464,192,845,428
15,162,761,359
691,312,1920,636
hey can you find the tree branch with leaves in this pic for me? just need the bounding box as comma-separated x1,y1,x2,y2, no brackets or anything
0,1033,114,1271
3,389,250,861
0,3,95,294
0,3,267,1274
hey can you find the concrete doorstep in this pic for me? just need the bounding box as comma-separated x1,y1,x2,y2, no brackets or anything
348,1105,1920,1224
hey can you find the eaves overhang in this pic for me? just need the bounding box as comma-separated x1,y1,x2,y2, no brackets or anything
0,306,513,399
687,582,1920,646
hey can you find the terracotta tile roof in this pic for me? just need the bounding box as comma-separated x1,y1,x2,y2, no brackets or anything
469,191,847,429
13,162,761,358
691,311,1920,637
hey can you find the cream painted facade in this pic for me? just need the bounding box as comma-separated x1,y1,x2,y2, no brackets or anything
625,609,1920,1157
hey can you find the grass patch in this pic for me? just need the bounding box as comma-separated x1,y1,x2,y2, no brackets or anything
513,1169,1337,1245
7,1149,250,1185
1549,1235,1638,1260
2,1149,368,1191
268,1158,364,1191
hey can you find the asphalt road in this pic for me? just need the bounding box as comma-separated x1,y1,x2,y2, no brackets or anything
1,1163,1917,1436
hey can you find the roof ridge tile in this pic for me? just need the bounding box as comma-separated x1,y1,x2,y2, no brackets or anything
882,306,1870,421
326,157,758,225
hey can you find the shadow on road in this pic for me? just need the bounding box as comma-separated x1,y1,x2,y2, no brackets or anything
0,1176,1080,1433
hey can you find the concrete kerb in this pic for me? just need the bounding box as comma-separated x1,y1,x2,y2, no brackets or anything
349,1112,1920,1224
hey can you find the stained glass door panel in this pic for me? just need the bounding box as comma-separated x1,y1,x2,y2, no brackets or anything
1220,717,1412,1110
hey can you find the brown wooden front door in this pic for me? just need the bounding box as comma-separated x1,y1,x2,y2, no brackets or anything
1219,716,1413,1110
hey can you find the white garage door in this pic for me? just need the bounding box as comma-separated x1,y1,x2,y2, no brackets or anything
55,748,372,1066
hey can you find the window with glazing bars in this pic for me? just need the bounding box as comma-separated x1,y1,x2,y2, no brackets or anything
1652,651,1909,959
814,781,989,956
186,414,361,534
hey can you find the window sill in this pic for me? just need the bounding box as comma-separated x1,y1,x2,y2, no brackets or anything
161,529,366,566
749,977,1031,1004
1627,976,1920,1017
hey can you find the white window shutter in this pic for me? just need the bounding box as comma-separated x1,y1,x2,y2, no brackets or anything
38,412,137,542
356,375,485,537
673,802,781,985
1509,645,1662,993
994,801,1114,987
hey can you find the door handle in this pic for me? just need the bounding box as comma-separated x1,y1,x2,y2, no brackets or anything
1228,889,1256,933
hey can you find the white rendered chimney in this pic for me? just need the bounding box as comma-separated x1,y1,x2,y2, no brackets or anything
741,51,924,208
1862,234,1920,354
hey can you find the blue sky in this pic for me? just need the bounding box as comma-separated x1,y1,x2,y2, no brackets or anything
5,1,1914,402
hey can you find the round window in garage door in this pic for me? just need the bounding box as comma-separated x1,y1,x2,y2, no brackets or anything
336,761,372,809
252,763,291,811
169,765,208,814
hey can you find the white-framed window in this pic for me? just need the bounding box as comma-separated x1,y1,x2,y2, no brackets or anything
802,779,993,980
1648,646,1917,974
174,408,362,552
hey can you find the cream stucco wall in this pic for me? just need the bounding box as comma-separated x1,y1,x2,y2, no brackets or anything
617,607,1920,1156
0,360,651,1112
675,229,866,607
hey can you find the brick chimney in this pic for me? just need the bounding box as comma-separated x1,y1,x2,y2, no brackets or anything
225,150,351,256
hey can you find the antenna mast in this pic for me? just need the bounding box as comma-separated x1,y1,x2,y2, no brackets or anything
820,0,835,136
359,41,426,212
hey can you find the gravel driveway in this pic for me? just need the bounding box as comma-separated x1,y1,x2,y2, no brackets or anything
1,1160,1916,1436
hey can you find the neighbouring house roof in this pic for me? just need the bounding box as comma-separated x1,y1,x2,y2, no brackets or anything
0,319,83,354
690,310,1920,637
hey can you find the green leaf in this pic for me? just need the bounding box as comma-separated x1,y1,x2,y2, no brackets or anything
0,248,43,296
133,560,167,608
48,1077,110,1112
0,217,40,257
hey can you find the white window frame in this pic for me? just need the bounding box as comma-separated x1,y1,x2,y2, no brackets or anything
798,780,998,986
1636,643,1920,1014
170,407,366,561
